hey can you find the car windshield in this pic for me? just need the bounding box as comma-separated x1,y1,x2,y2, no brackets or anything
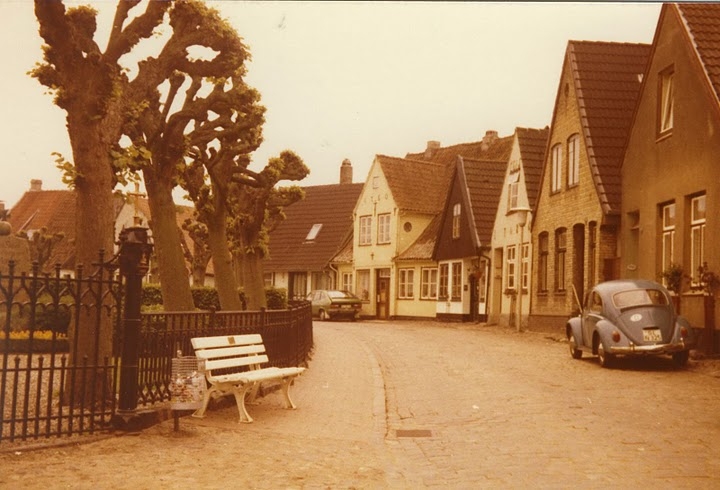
327,290,356,299
612,288,668,310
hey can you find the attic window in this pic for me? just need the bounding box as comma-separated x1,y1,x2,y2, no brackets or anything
306,223,323,241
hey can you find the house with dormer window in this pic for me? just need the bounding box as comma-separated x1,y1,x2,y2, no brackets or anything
263,160,362,300
621,3,720,340
530,40,651,332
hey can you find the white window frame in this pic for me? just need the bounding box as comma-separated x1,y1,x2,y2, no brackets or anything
421,268,438,299
521,243,530,291
342,272,353,293
567,134,580,187
398,268,414,299
359,216,372,245
661,202,675,276
506,245,517,290
690,194,706,285
377,213,391,244
508,171,520,210
356,269,370,301
556,228,567,292
659,68,674,134
452,203,461,239
451,262,462,301
439,263,449,300
551,144,562,193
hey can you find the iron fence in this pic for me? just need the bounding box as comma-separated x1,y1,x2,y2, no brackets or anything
0,250,314,444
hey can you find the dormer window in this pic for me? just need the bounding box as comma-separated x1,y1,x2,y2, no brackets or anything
305,223,322,241
452,203,461,239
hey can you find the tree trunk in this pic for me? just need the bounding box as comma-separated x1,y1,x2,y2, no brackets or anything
239,250,267,310
206,208,242,311
144,169,195,311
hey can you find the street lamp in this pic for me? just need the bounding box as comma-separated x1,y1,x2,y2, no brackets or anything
510,206,531,332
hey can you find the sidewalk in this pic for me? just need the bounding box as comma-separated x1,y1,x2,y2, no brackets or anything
0,324,396,489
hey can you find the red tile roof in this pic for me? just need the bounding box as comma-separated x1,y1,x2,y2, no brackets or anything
677,3,720,106
375,155,449,214
515,126,549,209
567,40,651,214
264,183,363,272
461,157,508,247
396,214,442,261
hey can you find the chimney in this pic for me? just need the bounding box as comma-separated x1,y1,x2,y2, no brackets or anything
30,179,42,192
340,158,353,184
424,140,441,159
481,130,498,151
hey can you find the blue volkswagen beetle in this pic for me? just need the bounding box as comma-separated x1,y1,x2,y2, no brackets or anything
566,279,695,368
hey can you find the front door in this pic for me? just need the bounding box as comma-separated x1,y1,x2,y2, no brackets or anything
376,269,390,319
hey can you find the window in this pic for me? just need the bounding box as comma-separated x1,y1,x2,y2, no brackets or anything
306,223,322,241
551,144,562,193
567,134,580,187
421,268,438,299
507,171,520,209
451,262,462,301
377,213,391,244
372,175,380,188
555,228,567,292
661,202,675,275
356,270,370,301
439,263,449,299
263,272,274,288
538,232,549,293
690,194,706,285
521,243,529,291
452,203,461,239
506,245,517,290
359,216,372,245
659,67,674,134
398,268,414,299
342,272,353,293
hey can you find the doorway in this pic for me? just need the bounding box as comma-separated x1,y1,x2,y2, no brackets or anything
376,269,390,319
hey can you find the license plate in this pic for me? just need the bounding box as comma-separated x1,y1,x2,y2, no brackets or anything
643,329,662,342
342,305,351,309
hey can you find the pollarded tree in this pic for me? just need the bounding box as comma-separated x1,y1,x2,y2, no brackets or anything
180,217,212,287
229,153,309,310
32,1,249,363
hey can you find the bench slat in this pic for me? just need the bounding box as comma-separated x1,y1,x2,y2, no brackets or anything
195,344,266,360
191,334,263,350
204,354,269,372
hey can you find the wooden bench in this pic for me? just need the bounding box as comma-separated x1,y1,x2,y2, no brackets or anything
190,334,305,423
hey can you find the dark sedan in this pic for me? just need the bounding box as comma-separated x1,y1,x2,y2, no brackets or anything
307,290,362,321
566,279,695,368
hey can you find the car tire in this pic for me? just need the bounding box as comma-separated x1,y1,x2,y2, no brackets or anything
672,350,690,368
568,332,582,359
319,310,329,321
597,340,614,368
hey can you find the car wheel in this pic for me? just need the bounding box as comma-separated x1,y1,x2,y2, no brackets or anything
319,310,329,321
597,340,614,368
568,332,582,359
672,350,690,368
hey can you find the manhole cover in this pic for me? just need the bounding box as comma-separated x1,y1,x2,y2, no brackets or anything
396,429,432,438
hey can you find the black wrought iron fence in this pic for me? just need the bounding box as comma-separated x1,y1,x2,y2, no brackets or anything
0,257,122,444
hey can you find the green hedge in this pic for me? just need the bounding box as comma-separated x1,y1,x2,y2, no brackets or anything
141,284,288,311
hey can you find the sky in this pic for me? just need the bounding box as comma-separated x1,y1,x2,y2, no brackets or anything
0,1,663,209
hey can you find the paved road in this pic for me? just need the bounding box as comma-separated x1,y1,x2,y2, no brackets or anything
1,320,719,489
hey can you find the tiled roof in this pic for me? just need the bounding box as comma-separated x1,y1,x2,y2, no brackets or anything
461,157,508,247
677,3,720,105
396,213,441,261
8,189,78,269
405,136,514,167
376,155,450,214
515,126,549,209
264,183,363,272
568,40,651,214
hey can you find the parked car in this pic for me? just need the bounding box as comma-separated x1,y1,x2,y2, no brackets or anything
566,279,695,368
307,290,362,321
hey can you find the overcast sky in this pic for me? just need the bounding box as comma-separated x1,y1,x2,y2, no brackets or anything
0,1,663,209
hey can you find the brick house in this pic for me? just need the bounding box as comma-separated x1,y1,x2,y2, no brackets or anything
620,3,720,336
489,126,548,328
529,41,651,332
263,160,362,300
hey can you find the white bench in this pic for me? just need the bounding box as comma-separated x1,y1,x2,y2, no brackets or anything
190,334,305,423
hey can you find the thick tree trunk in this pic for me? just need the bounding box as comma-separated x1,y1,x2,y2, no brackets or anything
206,208,242,311
144,169,195,311
240,251,267,310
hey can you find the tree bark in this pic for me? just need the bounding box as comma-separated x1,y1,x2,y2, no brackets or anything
143,168,195,311
206,205,242,311
240,251,267,310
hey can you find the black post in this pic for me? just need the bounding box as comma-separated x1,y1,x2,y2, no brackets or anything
114,226,152,428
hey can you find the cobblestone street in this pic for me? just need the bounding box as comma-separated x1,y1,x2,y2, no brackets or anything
1,320,719,489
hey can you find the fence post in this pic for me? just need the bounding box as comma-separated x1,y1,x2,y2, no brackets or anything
113,226,152,430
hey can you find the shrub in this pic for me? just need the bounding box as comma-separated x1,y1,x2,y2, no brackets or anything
191,286,221,310
265,287,287,310
142,284,163,307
